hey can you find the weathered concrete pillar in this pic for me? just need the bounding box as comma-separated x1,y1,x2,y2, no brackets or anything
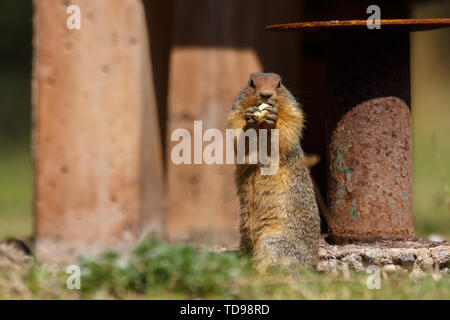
33,0,165,258
166,0,303,246
166,42,261,246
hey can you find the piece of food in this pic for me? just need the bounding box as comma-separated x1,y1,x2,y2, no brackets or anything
254,103,271,123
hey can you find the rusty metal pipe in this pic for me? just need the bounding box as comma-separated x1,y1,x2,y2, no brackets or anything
266,19,450,243
325,30,414,243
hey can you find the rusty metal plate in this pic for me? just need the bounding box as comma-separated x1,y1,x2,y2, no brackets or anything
266,18,450,32
327,97,414,244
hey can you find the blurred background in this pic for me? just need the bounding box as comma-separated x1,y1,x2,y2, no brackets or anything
0,0,448,243
0,2,32,239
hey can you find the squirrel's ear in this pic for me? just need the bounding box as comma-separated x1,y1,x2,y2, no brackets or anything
248,79,256,88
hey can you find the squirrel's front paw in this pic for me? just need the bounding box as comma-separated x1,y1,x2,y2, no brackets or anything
260,105,278,127
245,106,259,125
245,104,278,127
262,113,278,126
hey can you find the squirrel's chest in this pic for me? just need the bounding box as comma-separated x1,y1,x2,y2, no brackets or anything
238,168,291,240
237,165,291,215
238,163,289,187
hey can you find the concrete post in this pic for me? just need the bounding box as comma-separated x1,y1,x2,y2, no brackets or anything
33,0,165,258
166,0,304,246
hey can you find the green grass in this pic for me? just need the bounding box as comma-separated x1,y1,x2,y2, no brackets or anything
75,239,449,300
78,238,254,299
0,145,32,240
411,24,450,239
1,238,449,300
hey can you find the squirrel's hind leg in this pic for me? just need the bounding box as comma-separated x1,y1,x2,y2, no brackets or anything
253,235,310,273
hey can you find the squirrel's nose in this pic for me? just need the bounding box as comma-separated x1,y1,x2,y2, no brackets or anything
260,90,273,99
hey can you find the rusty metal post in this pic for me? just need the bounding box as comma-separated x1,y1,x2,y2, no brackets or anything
325,30,414,243
266,19,450,243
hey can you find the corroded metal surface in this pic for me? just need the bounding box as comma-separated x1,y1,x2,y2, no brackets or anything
323,30,414,243
266,18,450,32
320,28,414,243
327,97,414,243
264,8,449,244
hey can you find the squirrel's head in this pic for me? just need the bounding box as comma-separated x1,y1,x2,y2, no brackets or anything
246,72,282,107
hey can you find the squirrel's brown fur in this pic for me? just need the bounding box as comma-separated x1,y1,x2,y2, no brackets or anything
227,72,320,272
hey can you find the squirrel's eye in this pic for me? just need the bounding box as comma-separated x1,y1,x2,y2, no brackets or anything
249,80,256,88
277,81,281,88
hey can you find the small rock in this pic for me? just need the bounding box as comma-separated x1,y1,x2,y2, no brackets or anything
317,259,337,273
363,249,382,264
383,264,398,273
427,234,444,242
399,253,415,263
342,253,364,271
421,257,434,271
439,267,449,274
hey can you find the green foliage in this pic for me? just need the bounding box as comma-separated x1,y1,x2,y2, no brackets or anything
79,238,253,298
75,238,449,300
24,261,49,296
0,237,448,299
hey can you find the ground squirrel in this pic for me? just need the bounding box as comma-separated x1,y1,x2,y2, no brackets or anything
227,72,320,272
